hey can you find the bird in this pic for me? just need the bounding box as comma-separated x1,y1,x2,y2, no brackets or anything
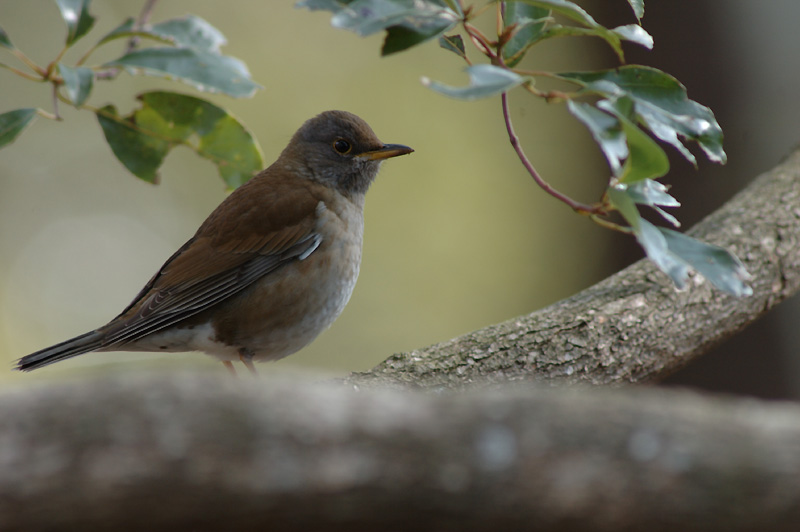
16,110,413,374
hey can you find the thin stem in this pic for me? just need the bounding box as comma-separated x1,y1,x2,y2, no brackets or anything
10,48,46,76
51,83,62,120
589,214,631,233
127,0,159,54
75,43,100,67
85,0,160,73
0,61,44,81
500,91,599,215
463,23,497,61
35,108,59,120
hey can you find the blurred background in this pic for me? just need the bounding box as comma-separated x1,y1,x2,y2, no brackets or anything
1,1,798,399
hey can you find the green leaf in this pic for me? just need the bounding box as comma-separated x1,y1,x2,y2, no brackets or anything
55,0,95,46
509,0,627,61
422,64,524,100
625,179,680,227
104,48,261,98
58,63,94,107
96,104,166,183
0,24,14,49
149,15,227,52
98,15,227,53
299,0,457,54
295,0,356,10
608,185,750,296
599,98,669,183
657,227,752,297
510,0,595,27
439,34,466,59
0,108,37,148
627,0,644,21
567,100,627,177
635,218,692,289
558,66,726,165
502,3,550,67
611,24,652,49
606,184,642,231
96,92,263,188
382,21,452,55
329,0,458,37
608,186,689,288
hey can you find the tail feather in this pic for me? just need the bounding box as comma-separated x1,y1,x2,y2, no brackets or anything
15,331,106,372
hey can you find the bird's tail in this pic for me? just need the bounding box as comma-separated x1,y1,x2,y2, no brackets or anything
15,331,106,372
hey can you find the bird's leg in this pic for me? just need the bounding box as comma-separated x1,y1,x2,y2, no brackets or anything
223,360,238,377
239,348,258,375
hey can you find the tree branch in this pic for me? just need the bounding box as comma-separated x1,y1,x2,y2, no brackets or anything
348,149,800,390
3,372,800,532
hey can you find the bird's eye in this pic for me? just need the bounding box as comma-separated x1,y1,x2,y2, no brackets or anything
333,138,352,154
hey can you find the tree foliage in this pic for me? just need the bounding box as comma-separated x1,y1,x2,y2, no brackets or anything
0,0,747,290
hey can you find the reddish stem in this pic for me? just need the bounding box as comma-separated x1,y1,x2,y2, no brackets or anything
500,91,599,215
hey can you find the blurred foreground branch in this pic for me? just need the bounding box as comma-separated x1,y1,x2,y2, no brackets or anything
3,373,800,532
351,149,800,390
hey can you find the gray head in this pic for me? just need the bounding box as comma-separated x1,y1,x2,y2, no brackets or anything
280,110,413,196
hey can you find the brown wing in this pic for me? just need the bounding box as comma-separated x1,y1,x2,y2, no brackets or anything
97,177,325,347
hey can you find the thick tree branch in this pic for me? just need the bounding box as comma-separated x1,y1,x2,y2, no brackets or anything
349,149,800,390
3,373,800,532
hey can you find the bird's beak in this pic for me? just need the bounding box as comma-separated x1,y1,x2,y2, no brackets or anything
357,143,414,161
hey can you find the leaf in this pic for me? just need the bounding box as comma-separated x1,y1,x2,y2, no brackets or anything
96,92,264,187
329,0,458,37
657,227,752,297
382,22,452,55
149,15,227,52
0,108,37,148
104,48,261,98
510,0,627,61
439,34,465,59
422,64,524,100
502,3,550,67
58,63,94,107
627,0,645,21
625,179,680,227
511,0,595,27
611,24,652,49
96,105,167,183
608,185,751,296
0,24,13,49
608,186,690,288
55,0,95,46
296,0,356,10
598,98,669,183
567,100,627,177
299,0,458,54
557,66,726,165
98,15,227,53
606,185,642,231
635,218,693,289
97,17,135,45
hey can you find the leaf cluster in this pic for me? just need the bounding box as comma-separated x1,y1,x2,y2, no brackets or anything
0,0,263,187
298,0,750,296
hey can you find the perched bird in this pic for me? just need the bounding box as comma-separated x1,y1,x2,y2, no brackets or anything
16,110,413,374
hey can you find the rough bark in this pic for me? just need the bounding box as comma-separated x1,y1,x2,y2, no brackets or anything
6,151,800,531
3,373,800,532
348,149,800,390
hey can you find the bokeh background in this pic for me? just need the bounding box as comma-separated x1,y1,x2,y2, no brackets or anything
1,1,798,398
